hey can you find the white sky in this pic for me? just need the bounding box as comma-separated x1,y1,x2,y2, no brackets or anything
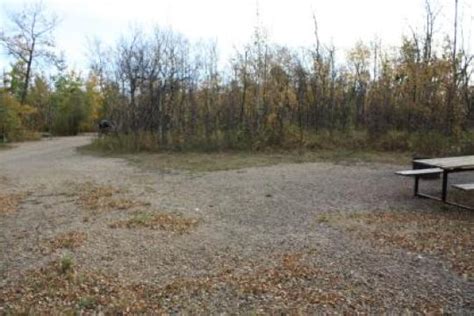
0,0,473,73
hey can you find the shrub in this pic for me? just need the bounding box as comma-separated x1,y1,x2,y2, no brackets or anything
458,131,474,155
375,130,411,152
59,254,74,274
409,131,453,156
0,92,22,142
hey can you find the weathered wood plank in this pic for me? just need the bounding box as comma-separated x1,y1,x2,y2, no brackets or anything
452,183,474,191
396,168,443,176
414,156,474,170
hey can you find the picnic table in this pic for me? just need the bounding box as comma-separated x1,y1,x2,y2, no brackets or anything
398,156,474,210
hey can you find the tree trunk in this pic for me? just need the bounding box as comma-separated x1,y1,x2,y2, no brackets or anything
21,41,35,105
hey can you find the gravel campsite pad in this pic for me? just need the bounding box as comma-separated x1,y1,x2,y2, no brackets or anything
0,136,473,313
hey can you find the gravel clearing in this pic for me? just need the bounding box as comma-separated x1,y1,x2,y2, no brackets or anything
0,136,473,313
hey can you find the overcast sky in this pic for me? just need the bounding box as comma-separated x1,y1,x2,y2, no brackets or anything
0,0,473,73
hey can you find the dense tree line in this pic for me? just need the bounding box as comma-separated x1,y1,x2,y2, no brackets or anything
1,1,473,153
0,2,100,141
0,64,101,140
88,18,473,151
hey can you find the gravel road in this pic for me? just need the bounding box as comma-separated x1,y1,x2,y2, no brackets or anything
0,136,472,313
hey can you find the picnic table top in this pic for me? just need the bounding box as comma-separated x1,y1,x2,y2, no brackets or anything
414,155,474,170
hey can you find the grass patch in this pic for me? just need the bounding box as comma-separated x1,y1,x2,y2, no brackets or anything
78,128,474,172
77,296,98,310
109,212,199,233
0,193,25,215
317,210,474,279
43,231,87,253
74,182,147,213
80,146,410,173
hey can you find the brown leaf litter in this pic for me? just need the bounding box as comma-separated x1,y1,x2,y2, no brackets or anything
0,252,446,314
109,212,199,234
0,260,162,314
317,210,474,279
74,182,147,213
41,231,87,253
0,193,25,215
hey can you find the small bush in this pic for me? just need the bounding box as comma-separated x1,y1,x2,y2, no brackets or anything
0,92,41,142
59,254,74,274
77,296,97,310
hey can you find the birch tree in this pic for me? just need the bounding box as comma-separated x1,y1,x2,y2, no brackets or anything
0,1,59,104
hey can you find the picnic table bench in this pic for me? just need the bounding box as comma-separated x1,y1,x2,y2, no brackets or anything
452,183,474,191
397,155,474,210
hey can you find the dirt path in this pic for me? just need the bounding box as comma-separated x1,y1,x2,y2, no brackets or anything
0,136,472,313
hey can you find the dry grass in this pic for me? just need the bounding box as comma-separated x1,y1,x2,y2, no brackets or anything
125,150,410,172
109,212,199,234
317,210,474,279
75,182,147,213
0,193,25,215
80,142,410,173
43,231,87,253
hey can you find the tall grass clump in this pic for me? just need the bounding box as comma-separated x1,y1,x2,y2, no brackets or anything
87,132,162,153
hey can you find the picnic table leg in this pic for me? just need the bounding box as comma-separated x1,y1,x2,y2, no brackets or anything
441,170,448,202
414,175,419,197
